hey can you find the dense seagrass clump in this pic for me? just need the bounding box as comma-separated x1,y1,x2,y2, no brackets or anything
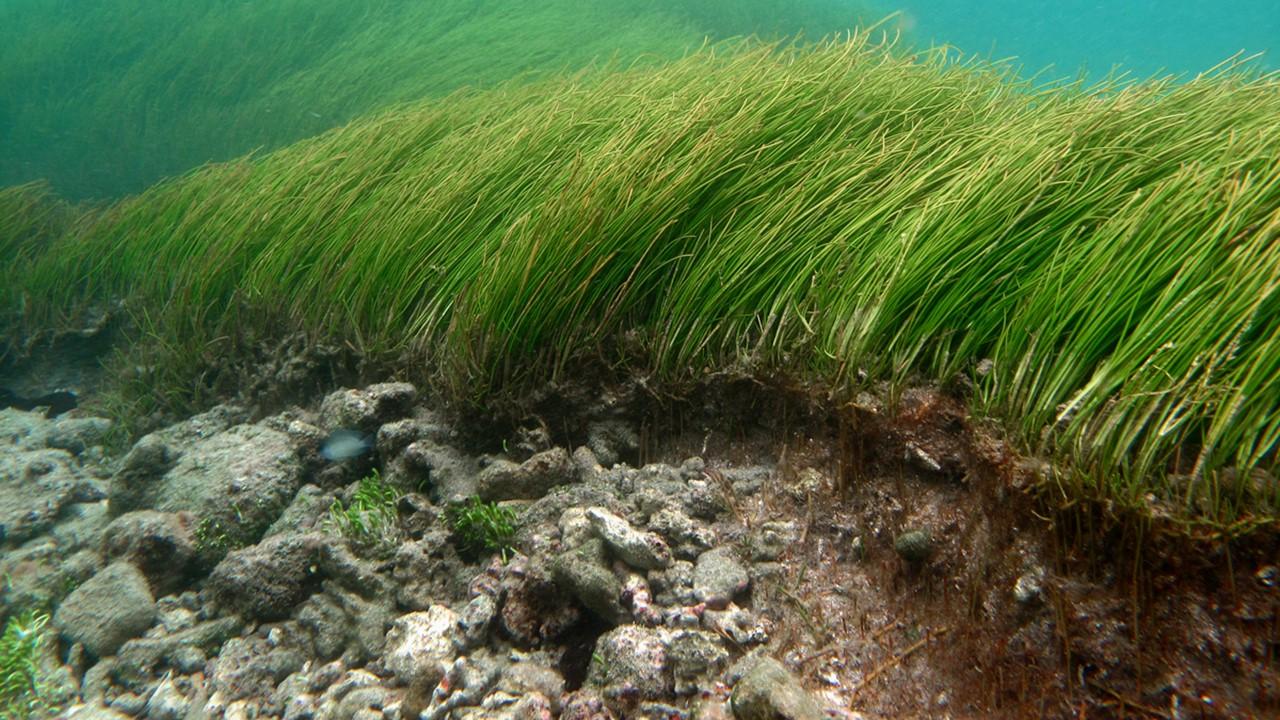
8,32,1280,528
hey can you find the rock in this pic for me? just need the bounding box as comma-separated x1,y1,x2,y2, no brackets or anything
54,561,156,658
668,630,729,697
458,592,498,649
586,507,671,570
110,691,147,716
586,625,672,706
207,532,326,621
586,420,639,467
390,533,470,612
101,510,195,596
559,507,594,549
63,703,134,720
750,521,797,562
649,560,696,606
314,670,390,720
399,440,479,504
46,416,113,453
0,540,100,617
319,383,417,433
693,547,749,609
209,635,307,704
560,691,616,719
264,484,334,537
476,447,576,501
383,606,460,686
730,657,823,720
110,423,303,556
144,674,191,720
703,605,768,646
893,530,932,564
495,662,565,712
114,617,240,684
500,562,581,645
114,616,239,678
0,446,105,544
297,584,394,665
1014,569,1045,605
648,507,714,560
551,539,626,625
572,446,604,480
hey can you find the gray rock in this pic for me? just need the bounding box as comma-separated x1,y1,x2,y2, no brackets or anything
648,507,714,560
649,560,696,606
109,692,147,716
586,507,671,570
559,507,594,549
894,530,932,564
390,533,470,612
586,420,638,467
399,440,479,504
476,447,576,501
296,585,394,665
264,484,334,538
101,510,195,596
207,532,326,621
114,617,240,684
668,630,729,696
750,521,798,562
693,547,749,609
383,606,459,686
495,662,565,713
0,540,100,617
46,416,113,453
315,670,390,720
559,691,616,719
730,657,823,720
318,383,418,433
54,561,156,658
63,703,134,720
458,593,498,649
144,674,190,720
571,446,604,480
551,539,626,625
110,423,303,558
0,446,105,544
1014,568,1045,605
499,561,581,645
586,625,672,705
209,635,307,704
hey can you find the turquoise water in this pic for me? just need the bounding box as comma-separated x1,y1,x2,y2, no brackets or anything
1,0,1274,199
891,0,1277,78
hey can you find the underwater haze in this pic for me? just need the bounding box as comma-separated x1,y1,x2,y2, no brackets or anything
0,0,1275,200
894,0,1277,78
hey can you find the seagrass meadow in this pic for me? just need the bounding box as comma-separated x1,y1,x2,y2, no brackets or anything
4,32,1280,535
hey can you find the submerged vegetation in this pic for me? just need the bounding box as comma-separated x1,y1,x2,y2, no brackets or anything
327,470,402,552
0,0,882,199
3,30,1279,533
448,498,519,561
0,610,50,719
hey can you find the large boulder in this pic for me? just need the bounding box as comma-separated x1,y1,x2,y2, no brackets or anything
586,625,673,707
207,532,327,621
101,510,196,596
383,606,460,686
476,447,576,501
0,443,105,545
109,422,303,553
730,657,824,720
54,561,156,658
318,383,418,433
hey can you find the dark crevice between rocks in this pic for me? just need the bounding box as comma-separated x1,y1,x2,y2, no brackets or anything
557,613,613,692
